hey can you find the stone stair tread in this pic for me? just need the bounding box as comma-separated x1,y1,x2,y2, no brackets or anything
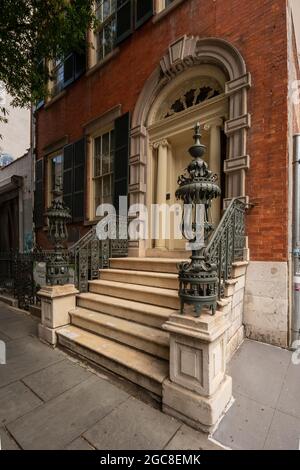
111,257,186,263
110,257,187,274
70,307,169,346
57,325,168,383
100,269,178,280
89,279,179,297
232,261,249,266
77,292,177,318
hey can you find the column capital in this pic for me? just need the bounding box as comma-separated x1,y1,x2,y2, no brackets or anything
204,118,223,131
151,138,171,150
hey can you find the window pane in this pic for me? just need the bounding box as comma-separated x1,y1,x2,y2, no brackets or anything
51,154,63,197
94,136,102,177
93,129,113,215
95,1,116,61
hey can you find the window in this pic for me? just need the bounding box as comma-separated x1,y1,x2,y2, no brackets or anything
93,129,114,215
95,0,117,61
49,50,86,98
50,153,63,199
50,59,64,97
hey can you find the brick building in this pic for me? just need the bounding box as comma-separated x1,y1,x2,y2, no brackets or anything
34,0,300,404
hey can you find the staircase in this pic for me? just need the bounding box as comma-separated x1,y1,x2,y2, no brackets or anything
57,258,184,397
56,199,247,398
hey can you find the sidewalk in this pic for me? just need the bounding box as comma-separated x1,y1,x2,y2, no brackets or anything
213,339,300,450
1,301,299,450
0,301,220,451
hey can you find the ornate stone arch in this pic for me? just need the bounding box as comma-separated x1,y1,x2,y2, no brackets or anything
129,36,251,253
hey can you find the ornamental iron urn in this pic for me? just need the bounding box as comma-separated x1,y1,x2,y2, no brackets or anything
45,189,72,286
176,122,221,317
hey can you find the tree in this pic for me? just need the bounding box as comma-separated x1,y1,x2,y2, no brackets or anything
0,0,95,110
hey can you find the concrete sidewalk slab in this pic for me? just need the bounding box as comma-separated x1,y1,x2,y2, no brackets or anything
0,339,65,388
83,396,180,450
0,316,38,340
264,410,300,450
213,392,274,450
7,376,129,450
22,359,92,402
65,437,96,450
0,426,20,450
165,425,222,450
277,362,300,419
0,381,42,425
228,340,290,408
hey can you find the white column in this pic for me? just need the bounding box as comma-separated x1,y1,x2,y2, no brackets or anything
153,139,170,250
209,120,222,225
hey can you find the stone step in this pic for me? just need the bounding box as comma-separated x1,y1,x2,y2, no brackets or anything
77,292,176,329
57,325,168,396
70,307,169,360
89,280,180,310
99,269,179,290
110,257,186,274
231,261,248,279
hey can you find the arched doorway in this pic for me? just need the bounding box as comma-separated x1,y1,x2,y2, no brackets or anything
146,65,227,254
129,37,251,257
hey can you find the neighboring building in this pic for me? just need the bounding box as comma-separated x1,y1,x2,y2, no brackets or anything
0,83,31,161
34,0,300,369
0,150,34,252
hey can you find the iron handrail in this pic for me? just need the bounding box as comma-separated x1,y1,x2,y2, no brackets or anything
204,198,246,298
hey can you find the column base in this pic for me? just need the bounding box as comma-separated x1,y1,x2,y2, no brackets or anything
162,375,232,433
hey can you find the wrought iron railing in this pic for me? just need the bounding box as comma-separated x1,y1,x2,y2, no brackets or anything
0,250,64,310
204,198,246,299
68,217,128,293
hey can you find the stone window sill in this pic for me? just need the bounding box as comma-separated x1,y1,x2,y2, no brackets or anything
44,90,66,110
86,48,120,78
153,0,186,24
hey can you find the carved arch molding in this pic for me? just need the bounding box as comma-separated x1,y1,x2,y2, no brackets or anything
129,36,251,214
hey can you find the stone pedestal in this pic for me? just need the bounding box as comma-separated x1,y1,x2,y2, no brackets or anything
38,284,78,346
162,310,232,433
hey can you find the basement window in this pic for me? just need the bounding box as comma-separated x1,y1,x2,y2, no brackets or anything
95,0,117,62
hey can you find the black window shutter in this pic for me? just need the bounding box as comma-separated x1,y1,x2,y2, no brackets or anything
116,0,133,45
114,113,130,212
135,0,153,29
63,144,74,219
34,159,44,228
74,46,86,79
72,138,86,222
63,53,75,87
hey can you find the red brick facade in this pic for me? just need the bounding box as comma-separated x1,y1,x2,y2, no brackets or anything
36,0,291,261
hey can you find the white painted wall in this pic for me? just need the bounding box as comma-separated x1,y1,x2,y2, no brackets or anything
0,83,30,160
